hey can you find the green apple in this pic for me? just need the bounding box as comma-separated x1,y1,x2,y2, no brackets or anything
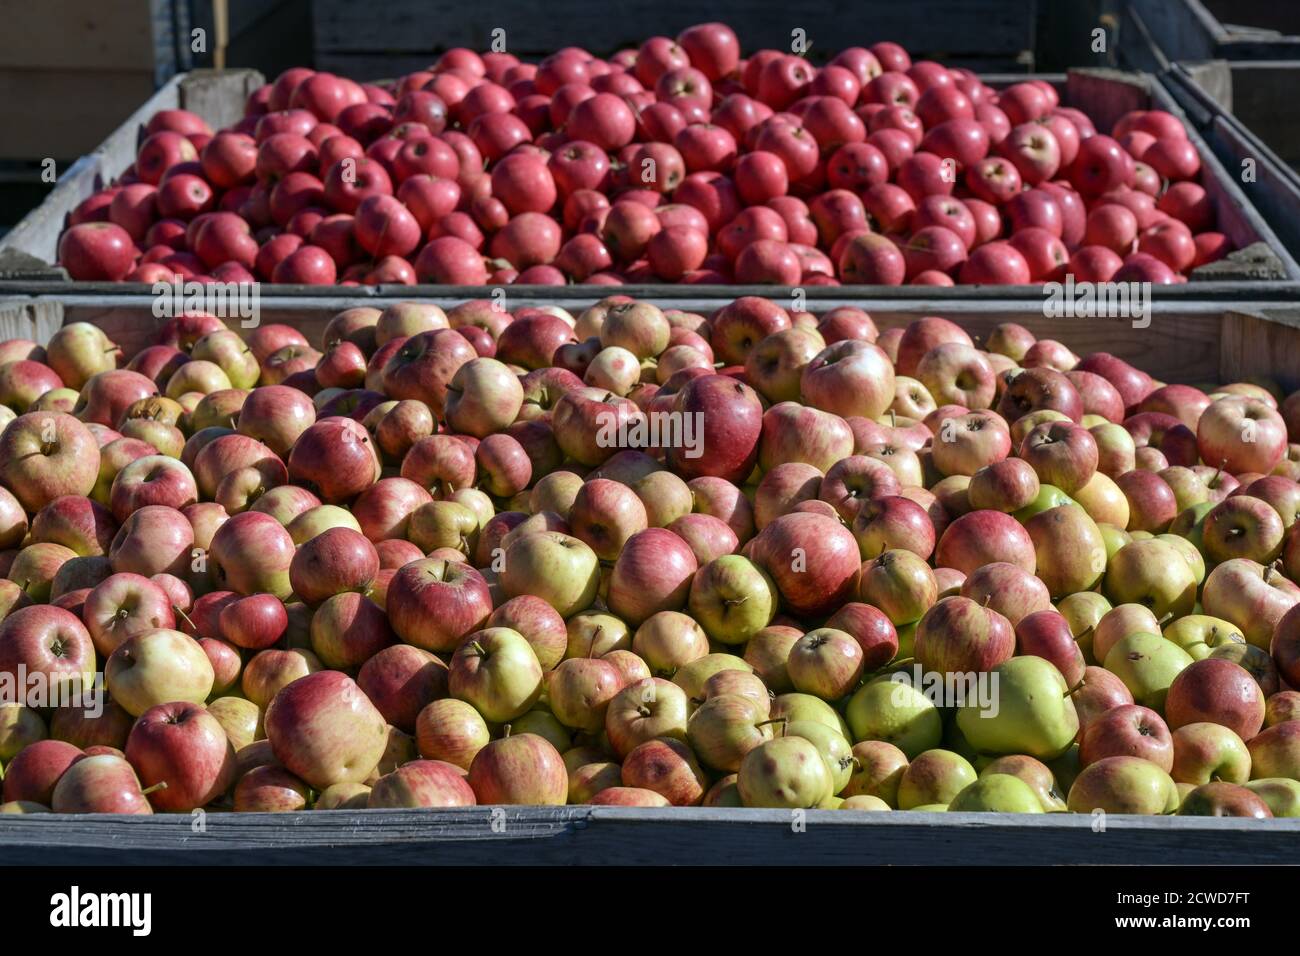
287,504,362,545
502,532,600,618
956,656,1079,760
840,794,891,811
565,610,630,659
737,736,833,808
1170,722,1250,785
846,679,943,758
1157,533,1205,587
897,749,977,809
193,330,260,389
1103,538,1198,619
858,549,938,626
1066,755,1180,814
1168,501,1214,553
685,693,773,772
1096,523,1132,561
909,803,949,812
687,555,777,645
1243,778,1300,817
1093,603,1162,663
1056,591,1111,664
950,773,1045,812
1012,484,1076,522
1162,615,1245,660
843,740,908,806
672,653,751,702
1047,743,1082,794
784,720,854,795
981,754,1067,811
770,692,851,740
510,708,572,754
448,627,544,723
1102,632,1193,711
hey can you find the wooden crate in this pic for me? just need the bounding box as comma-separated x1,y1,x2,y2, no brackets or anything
1126,0,1300,60
1153,63,1300,278
0,0,192,161
4,291,1300,392
310,0,1039,77
1,290,1298,859
1,67,1296,296
0,806,1296,865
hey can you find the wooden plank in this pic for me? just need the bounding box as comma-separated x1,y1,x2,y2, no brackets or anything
1225,62,1300,167
1126,0,1221,61
0,0,156,71
0,69,157,160
1202,1,1300,33
0,807,1296,865
12,292,1296,388
309,0,1037,59
1220,309,1300,391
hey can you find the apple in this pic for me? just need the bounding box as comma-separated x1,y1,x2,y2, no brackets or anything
414,698,488,770
1,739,83,805
83,572,176,657
264,670,387,788
845,679,943,758
1066,755,1178,814
787,628,866,700
956,655,1078,760
1198,397,1288,475
737,735,833,809
468,731,566,805
105,628,214,717
385,558,492,653
1164,657,1265,739
232,764,310,812
367,759,476,809
209,510,296,599
897,749,978,809
1202,557,1299,649
50,753,156,814
0,605,97,699
449,627,543,723
1247,720,1300,779
0,413,100,512
1171,721,1251,785
124,701,236,811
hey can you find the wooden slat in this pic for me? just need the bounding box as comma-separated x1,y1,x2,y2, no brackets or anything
1220,309,1300,391
8,293,1298,389
0,69,157,160
0,0,156,71
0,806,1296,865
1225,62,1300,167
309,0,1036,59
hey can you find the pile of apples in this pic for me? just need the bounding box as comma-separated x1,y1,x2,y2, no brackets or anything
55,24,1228,287
1,295,1299,818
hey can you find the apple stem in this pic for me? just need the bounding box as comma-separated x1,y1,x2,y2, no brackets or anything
173,606,197,633
502,724,512,739
1158,612,1173,627
757,717,788,735
141,782,169,796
